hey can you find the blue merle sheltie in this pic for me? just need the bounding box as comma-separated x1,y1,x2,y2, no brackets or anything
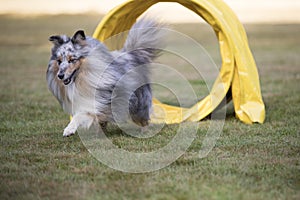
47,19,165,136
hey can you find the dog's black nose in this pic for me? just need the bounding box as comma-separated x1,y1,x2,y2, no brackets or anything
58,73,64,79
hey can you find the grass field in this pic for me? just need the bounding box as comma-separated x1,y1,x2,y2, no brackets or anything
0,14,299,199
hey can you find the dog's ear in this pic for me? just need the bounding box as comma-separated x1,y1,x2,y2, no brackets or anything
49,35,64,46
72,30,86,46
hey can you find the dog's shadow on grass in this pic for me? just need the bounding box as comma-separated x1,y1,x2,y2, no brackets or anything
98,123,179,139
90,103,236,140
103,124,127,137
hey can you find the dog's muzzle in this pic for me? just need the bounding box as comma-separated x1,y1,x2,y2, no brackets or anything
62,69,78,85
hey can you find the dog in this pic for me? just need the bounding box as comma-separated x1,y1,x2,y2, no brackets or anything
46,19,165,136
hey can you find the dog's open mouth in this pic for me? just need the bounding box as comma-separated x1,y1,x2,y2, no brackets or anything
63,69,78,85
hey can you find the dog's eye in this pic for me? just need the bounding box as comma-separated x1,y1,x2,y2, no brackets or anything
69,59,78,63
57,60,62,65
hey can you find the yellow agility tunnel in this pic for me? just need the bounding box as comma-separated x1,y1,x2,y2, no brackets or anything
92,0,266,124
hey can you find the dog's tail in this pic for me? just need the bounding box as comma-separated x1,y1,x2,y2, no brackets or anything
115,18,166,126
122,18,166,62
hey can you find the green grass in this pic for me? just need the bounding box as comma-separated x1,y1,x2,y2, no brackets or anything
0,14,300,199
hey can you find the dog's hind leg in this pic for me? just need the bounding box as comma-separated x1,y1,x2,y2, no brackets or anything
63,113,96,137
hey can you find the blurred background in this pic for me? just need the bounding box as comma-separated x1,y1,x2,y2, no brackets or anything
0,0,299,23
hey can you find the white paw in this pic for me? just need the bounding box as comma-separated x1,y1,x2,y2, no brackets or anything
63,126,77,137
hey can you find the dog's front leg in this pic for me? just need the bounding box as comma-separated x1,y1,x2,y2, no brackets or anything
63,113,96,137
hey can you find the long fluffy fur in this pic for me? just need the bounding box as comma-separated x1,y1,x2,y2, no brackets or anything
47,18,165,136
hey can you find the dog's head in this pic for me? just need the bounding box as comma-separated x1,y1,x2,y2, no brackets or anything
49,30,88,85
